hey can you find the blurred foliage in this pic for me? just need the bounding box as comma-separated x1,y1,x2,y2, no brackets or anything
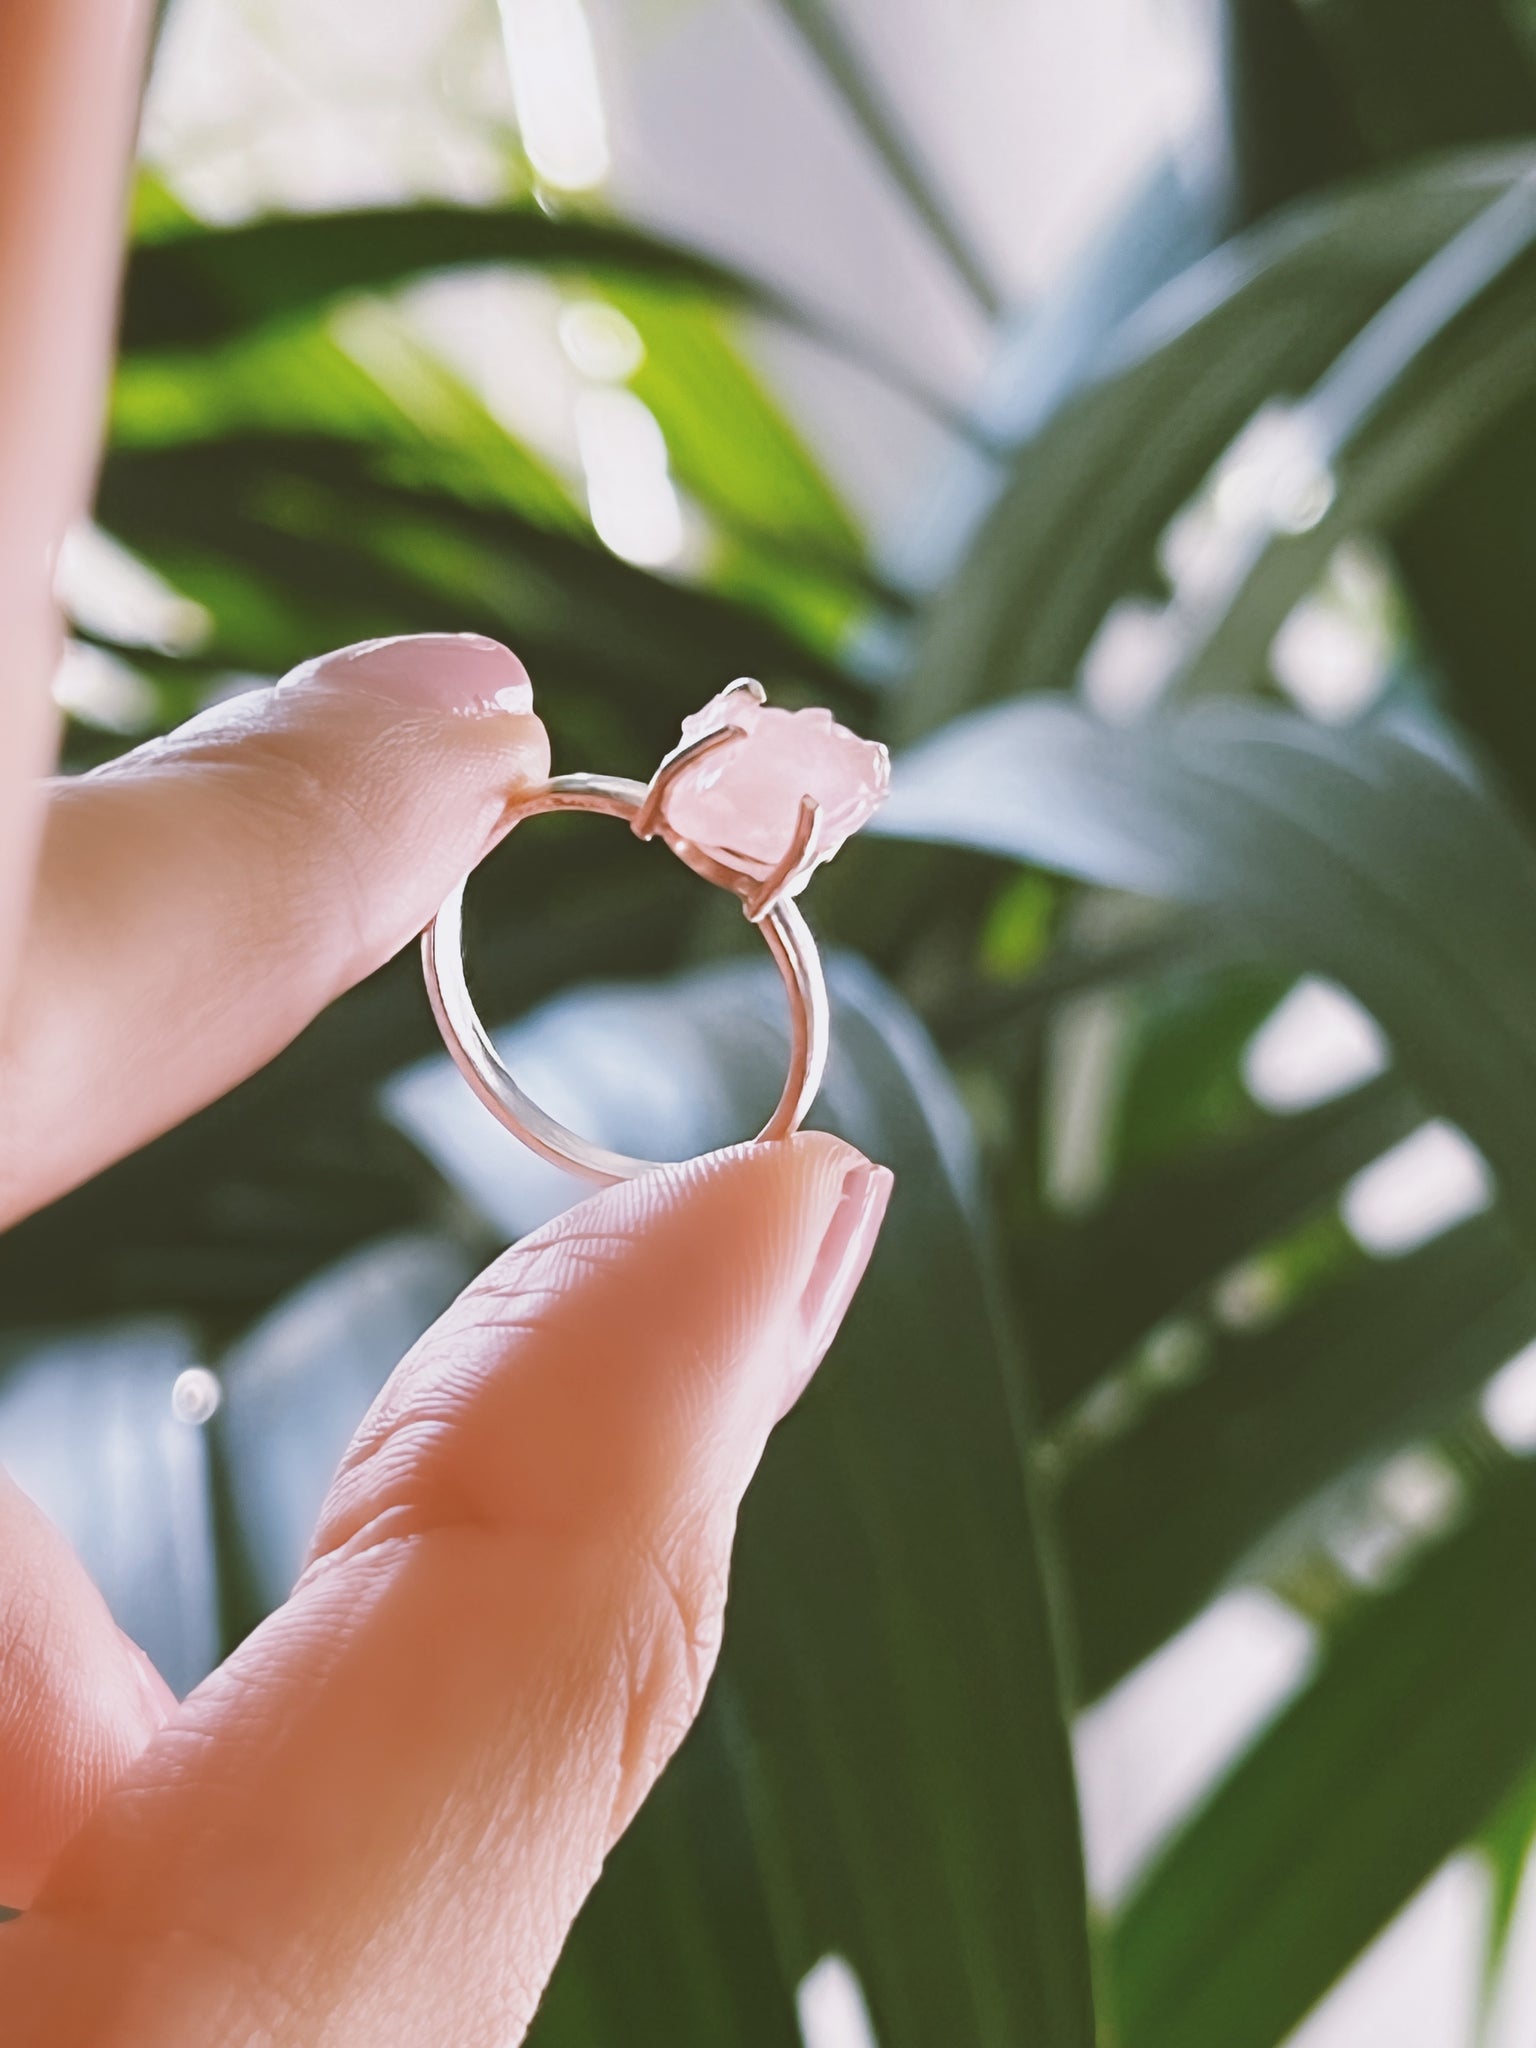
15,0,1536,2040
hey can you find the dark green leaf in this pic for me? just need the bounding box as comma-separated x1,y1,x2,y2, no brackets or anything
1295,0,1536,162
1157,167,1536,711
1477,1757,1536,2003
532,1698,803,2047
1218,0,1366,222
112,311,583,532
398,955,1095,2047
1112,1451,1536,2048
877,697,1536,1241
120,199,973,442
607,283,867,567
900,149,1535,736
121,205,781,354
94,437,858,755
1022,1073,1424,1422
1061,1212,1536,1697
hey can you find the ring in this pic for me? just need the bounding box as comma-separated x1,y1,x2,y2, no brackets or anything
422,678,891,1184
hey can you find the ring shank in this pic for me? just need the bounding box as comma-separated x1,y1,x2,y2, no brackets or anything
422,773,830,1185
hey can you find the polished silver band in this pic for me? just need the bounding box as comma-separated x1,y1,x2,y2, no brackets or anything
422,772,830,1185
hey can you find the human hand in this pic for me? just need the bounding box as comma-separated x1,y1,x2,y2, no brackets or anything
0,631,891,2044
0,639,891,2048
0,9,891,2043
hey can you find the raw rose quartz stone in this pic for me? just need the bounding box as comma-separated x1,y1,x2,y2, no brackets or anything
661,684,890,887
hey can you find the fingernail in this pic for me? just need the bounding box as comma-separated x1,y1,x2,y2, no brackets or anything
292,633,535,716
780,1161,894,1418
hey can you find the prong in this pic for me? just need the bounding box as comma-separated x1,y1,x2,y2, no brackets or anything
632,723,746,841
745,795,821,924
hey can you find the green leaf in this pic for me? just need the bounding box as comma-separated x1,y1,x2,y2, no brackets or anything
112,292,884,653
1021,1073,1424,1422
93,437,858,750
1156,165,1536,711
1294,0,1536,163
1266,6,1536,842
881,697,1536,2029
609,283,865,564
531,1698,803,2047
977,158,1233,449
1392,384,1536,826
120,205,783,354
1060,1211,1536,1697
877,697,1536,1242
1103,963,1295,1181
1111,1451,1536,2048
900,148,1536,737
393,955,1096,2047
1476,1756,1536,2007
112,308,583,533
593,283,886,653
119,199,973,440
765,0,1003,318
1218,0,1366,222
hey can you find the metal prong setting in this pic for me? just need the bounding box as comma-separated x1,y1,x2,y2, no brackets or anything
745,794,822,924
631,722,746,841
633,679,823,922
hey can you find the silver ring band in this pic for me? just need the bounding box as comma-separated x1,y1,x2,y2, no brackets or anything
422,772,830,1185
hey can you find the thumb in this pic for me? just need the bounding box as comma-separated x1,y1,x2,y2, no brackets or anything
0,1133,893,2048
1,635,548,1224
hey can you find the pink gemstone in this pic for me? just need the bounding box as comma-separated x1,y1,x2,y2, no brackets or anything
660,683,890,887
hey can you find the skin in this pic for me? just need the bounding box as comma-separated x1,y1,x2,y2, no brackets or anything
0,7,891,2041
